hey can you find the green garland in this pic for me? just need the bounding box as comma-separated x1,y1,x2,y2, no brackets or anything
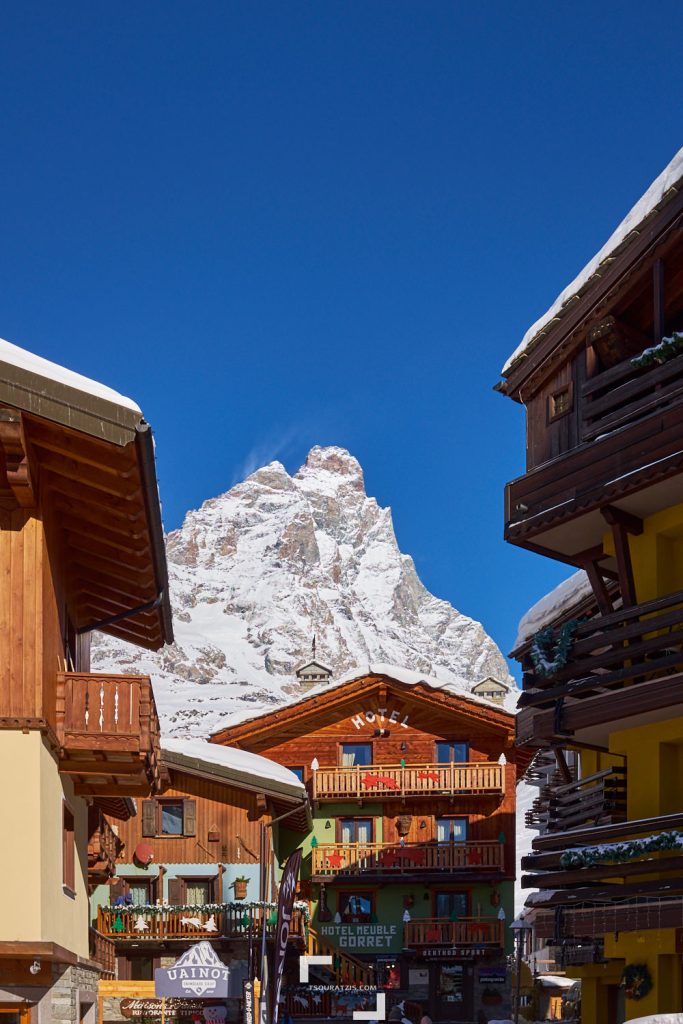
560,830,683,869
621,963,653,1000
631,332,683,368
529,620,580,678
109,899,310,921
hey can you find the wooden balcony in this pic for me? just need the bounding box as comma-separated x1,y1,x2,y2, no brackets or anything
505,354,683,550
516,589,683,747
87,807,124,889
96,904,306,941
312,761,504,801
56,672,161,796
533,899,683,942
312,840,504,877
89,928,116,978
404,916,504,950
525,768,626,834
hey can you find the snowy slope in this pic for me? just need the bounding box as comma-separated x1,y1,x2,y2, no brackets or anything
93,446,516,737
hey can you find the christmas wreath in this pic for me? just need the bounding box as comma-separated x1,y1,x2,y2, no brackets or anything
529,620,580,678
621,963,652,1000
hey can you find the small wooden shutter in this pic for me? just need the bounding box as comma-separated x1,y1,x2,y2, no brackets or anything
167,877,183,905
142,800,156,837
183,799,196,837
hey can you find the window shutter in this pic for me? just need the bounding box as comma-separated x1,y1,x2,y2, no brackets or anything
167,877,183,905
142,800,156,837
183,799,196,837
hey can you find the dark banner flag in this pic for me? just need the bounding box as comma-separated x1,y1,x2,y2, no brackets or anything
270,848,302,1024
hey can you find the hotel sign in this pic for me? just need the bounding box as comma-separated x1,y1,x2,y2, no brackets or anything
155,942,231,998
350,708,409,730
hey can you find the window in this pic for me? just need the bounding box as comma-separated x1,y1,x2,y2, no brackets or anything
436,817,468,844
341,743,372,767
340,818,373,844
63,803,75,895
436,742,469,763
287,766,305,782
338,891,374,923
161,801,184,835
548,383,574,422
435,891,468,920
128,882,152,907
142,799,196,838
184,879,212,905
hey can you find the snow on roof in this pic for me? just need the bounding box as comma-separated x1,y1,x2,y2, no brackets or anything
502,146,683,375
161,736,306,796
627,1015,683,1024
537,975,577,990
0,335,142,415
212,662,516,738
514,571,593,649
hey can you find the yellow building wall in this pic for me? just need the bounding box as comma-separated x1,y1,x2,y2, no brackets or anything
0,730,89,958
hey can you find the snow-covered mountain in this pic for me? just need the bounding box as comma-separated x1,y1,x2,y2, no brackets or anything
93,445,515,737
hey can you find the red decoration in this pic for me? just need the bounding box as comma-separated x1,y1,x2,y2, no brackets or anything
426,926,441,943
417,771,440,783
361,773,400,790
133,842,154,866
326,850,343,869
466,847,482,865
381,846,426,868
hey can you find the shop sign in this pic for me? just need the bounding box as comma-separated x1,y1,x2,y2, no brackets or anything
421,945,493,960
271,847,302,1024
119,1000,226,1021
478,967,506,985
242,981,254,1024
155,942,231,998
319,923,397,949
350,709,409,730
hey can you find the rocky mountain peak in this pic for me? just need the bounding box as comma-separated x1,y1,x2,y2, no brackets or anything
93,445,514,737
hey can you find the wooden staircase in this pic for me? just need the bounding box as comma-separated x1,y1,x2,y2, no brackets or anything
307,926,375,986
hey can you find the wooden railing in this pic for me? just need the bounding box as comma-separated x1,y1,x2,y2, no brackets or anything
56,672,161,792
90,928,116,977
581,349,683,442
404,916,504,949
312,840,504,876
519,587,683,709
87,807,124,886
312,762,504,800
525,767,626,833
307,926,375,986
97,904,306,940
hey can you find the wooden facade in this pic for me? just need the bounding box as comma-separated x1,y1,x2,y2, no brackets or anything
499,152,683,1022
211,670,522,1023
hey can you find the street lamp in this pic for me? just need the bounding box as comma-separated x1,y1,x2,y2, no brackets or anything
509,915,532,1024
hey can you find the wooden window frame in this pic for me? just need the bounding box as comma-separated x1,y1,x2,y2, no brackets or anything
434,741,469,763
336,888,376,924
338,741,374,767
286,766,306,783
157,798,185,837
432,888,470,918
178,875,217,904
142,798,196,838
435,815,469,843
336,816,375,844
547,381,574,423
116,876,157,905
63,801,76,898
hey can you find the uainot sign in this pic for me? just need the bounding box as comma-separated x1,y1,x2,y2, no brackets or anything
155,942,231,998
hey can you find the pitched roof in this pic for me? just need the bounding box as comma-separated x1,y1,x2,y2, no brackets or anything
501,147,683,378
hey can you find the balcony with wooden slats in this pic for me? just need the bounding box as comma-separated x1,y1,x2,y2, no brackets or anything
525,767,627,834
89,928,116,978
56,672,161,796
97,904,306,942
312,840,504,879
87,806,125,889
516,589,683,747
404,916,504,951
312,761,504,802
505,348,683,551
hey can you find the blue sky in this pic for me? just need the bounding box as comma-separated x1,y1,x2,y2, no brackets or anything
1,2,681,675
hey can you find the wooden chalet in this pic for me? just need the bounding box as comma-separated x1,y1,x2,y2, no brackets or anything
91,738,309,986
211,666,526,1023
498,147,683,1022
0,338,171,1022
